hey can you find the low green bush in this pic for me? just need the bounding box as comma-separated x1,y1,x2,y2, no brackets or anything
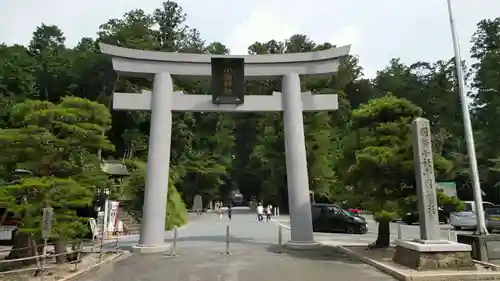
123,159,188,230
166,185,188,229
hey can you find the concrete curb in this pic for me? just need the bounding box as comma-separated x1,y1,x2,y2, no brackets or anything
58,251,130,281
336,245,407,281
273,220,291,230
103,222,191,244
336,245,500,281
272,221,376,247
272,221,379,247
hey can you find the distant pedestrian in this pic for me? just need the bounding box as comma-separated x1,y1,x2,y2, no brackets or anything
256,203,264,222
266,204,272,222
218,202,223,220
228,204,232,220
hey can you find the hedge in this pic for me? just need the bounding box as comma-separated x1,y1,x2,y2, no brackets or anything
123,160,188,230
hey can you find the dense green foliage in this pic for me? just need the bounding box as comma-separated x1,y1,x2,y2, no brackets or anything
0,97,112,241
1,0,500,248
343,95,461,246
123,159,188,230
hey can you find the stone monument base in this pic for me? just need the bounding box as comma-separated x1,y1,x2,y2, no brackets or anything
457,233,500,262
285,240,321,250
131,243,172,254
393,240,474,271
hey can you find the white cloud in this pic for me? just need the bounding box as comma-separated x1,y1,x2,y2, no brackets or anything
329,25,359,48
1,0,500,78
222,0,318,54
224,7,301,55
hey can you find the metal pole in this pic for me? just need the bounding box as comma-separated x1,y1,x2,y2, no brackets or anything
91,232,95,253
278,225,283,245
115,230,119,250
446,0,487,235
171,226,178,256
225,224,230,255
448,230,458,242
99,227,104,261
41,238,48,281
74,240,82,271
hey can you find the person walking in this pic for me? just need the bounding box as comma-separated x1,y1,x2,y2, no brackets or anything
256,203,264,222
218,202,223,220
266,204,272,222
227,204,232,220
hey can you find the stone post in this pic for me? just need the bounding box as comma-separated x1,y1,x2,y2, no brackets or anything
411,117,440,241
134,72,173,253
282,73,317,248
392,118,473,271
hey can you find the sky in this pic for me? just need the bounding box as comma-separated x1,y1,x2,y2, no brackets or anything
0,0,499,78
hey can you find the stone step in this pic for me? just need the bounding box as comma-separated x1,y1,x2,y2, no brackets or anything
117,210,141,234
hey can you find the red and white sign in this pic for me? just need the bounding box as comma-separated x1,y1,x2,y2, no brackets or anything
107,200,120,232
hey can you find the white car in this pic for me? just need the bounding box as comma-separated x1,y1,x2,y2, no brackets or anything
0,225,17,241
450,201,494,230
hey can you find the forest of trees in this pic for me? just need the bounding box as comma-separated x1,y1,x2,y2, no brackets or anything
1,0,500,251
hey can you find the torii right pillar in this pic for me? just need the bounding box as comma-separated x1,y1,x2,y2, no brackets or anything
282,73,318,249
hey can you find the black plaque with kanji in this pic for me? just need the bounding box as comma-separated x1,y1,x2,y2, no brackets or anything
211,57,244,105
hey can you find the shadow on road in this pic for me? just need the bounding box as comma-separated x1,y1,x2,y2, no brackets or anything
165,235,269,246
266,244,364,264
189,206,255,215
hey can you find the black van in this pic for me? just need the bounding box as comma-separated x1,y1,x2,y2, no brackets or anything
311,203,367,234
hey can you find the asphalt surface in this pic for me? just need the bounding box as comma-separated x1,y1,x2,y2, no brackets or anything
74,209,396,281
274,214,475,246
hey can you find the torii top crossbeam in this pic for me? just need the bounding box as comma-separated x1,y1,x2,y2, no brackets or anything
99,43,351,78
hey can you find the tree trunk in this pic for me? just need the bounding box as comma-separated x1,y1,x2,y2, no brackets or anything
369,220,391,248
0,211,7,226
53,239,68,264
6,231,37,264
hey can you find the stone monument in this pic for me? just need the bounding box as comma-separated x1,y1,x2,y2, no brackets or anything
192,194,203,214
393,117,473,270
100,43,350,253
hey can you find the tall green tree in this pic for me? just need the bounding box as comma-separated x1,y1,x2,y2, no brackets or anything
0,97,113,260
345,95,455,247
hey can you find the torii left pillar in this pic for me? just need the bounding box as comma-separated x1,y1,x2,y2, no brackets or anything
282,73,316,248
132,72,173,253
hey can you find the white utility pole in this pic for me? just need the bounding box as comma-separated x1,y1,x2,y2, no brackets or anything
446,0,487,235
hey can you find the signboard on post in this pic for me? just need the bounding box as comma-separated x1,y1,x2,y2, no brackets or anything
211,57,245,105
437,181,457,197
107,200,120,233
88,218,97,238
97,211,105,240
42,207,53,239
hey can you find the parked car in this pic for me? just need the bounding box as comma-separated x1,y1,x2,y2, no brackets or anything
311,203,367,234
347,208,360,214
450,201,495,230
485,206,500,233
402,207,451,225
0,208,19,244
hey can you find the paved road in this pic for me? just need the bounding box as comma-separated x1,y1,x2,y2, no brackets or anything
75,210,395,281
273,214,473,246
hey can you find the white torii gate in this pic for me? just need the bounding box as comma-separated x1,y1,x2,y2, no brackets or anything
100,43,350,253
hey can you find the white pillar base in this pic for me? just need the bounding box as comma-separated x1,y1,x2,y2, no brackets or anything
285,240,321,250
131,243,172,254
